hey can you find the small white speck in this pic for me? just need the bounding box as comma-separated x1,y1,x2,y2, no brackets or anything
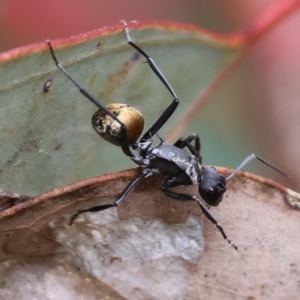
48,219,56,228
38,149,48,154
126,224,138,233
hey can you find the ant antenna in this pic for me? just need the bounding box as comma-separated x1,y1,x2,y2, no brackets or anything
226,154,288,181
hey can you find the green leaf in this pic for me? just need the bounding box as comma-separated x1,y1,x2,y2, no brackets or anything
0,21,243,196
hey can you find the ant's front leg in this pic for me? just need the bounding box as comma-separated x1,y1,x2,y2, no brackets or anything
160,179,237,251
70,170,151,225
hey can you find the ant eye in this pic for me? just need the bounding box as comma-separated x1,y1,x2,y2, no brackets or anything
208,187,214,194
92,103,144,146
208,184,226,195
219,185,226,193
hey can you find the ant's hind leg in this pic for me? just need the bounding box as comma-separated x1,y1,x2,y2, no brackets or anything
120,20,179,142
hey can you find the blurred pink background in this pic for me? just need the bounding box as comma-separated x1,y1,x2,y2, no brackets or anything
0,0,275,51
1,0,300,189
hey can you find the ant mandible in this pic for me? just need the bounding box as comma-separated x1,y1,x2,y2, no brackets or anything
47,21,287,251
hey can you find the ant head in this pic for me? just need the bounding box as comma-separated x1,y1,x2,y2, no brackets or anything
198,166,226,206
92,103,144,146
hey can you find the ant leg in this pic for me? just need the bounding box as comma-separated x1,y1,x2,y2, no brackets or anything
121,21,179,142
174,133,200,151
160,179,237,251
47,40,133,157
70,170,152,225
69,204,113,225
173,133,202,163
226,154,288,181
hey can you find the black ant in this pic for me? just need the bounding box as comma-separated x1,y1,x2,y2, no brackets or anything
47,21,287,251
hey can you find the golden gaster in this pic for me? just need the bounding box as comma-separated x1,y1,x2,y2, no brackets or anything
92,103,144,146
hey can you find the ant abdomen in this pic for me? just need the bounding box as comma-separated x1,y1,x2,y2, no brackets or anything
92,103,144,146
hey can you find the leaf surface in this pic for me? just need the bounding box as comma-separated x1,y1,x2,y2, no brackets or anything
0,168,299,299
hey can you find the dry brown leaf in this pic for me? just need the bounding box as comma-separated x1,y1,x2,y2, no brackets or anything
0,167,299,299
0,192,31,212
